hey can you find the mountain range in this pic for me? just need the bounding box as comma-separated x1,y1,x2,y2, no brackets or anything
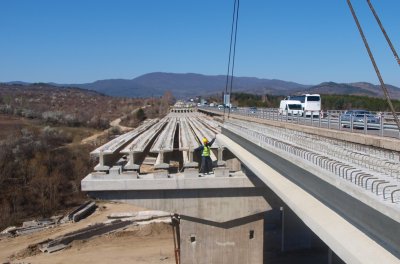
4,72,400,100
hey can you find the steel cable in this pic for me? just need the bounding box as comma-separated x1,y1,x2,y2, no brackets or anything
366,0,400,66
223,0,239,121
346,0,400,132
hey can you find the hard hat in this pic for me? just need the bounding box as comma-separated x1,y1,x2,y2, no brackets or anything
202,137,208,143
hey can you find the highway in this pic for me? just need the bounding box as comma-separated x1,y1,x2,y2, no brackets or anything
200,106,400,139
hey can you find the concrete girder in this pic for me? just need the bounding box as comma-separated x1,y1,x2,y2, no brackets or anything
150,117,177,153
91,119,158,155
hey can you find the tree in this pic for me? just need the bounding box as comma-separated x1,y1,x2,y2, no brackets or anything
136,108,146,122
159,91,174,115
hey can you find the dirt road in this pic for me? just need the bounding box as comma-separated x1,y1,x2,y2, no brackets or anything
81,116,132,145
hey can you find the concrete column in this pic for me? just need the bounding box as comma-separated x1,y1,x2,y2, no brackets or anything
180,215,264,264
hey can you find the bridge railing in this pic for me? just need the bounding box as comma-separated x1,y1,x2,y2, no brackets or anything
200,106,400,139
223,119,400,206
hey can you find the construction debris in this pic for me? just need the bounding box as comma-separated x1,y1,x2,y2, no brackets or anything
39,220,135,253
1,201,97,238
108,210,170,221
1,218,59,237
61,201,97,223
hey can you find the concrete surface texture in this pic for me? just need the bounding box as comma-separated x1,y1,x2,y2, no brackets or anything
222,119,400,217
180,217,264,264
217,133,399,264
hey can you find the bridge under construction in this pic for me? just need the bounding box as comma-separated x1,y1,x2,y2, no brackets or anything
82,107,400,264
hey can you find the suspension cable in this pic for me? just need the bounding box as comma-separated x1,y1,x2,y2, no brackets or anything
346,0,400,132
366,0,400,66
223,0,239,121
228,0,240,119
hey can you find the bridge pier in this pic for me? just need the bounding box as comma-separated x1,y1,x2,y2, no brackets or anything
83,175,270,264
179,214,264,264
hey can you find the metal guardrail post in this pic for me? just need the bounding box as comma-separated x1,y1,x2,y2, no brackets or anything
328,112,331,129
318,113,321,127
311,114,314,127
350,116,354,133
364,114,368,134
380,115,384,137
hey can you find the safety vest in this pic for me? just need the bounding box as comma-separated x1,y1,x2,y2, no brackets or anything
202,145,210,157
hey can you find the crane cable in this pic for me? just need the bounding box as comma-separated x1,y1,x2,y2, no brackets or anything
366,0,400,66
223,0,239,121
346,0,400,132
228,0,240,119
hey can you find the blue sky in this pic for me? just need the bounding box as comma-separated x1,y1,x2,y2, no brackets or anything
1,0,400,86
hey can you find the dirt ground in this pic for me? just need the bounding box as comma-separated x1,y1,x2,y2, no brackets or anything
0,202,176,264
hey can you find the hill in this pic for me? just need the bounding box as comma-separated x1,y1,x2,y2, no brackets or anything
60,73,400,100
65,72,311,98
304,82,400,99
4,72,400,99
0,83,147,129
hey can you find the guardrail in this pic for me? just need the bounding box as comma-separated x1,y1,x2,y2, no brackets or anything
200,107,400,139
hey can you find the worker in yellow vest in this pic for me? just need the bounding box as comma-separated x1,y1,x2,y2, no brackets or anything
195,137,216,175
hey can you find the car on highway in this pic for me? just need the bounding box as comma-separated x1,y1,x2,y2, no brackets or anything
230,106,238,112
339,110,380,128
249,107,257,114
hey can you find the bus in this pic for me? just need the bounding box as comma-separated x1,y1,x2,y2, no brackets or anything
283,94,321,117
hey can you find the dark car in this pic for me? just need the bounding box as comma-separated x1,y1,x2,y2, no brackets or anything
340,110,380,128
249,107,257,114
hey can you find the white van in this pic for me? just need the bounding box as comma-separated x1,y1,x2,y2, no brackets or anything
279,99,304,116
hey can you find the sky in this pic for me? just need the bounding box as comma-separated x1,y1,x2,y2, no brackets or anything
1,0,400,86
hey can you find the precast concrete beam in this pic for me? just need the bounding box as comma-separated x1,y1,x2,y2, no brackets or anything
150,117,177,153
187,118,219,148
178,118,199,151
183,150,198,168
94,150,110,171
217,147,226,166
121,117,167,154
124,152,140,170
154,151,169,169
191,118,219,147
91,119,158,155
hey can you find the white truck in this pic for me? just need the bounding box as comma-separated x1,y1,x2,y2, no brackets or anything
279,99,304,116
